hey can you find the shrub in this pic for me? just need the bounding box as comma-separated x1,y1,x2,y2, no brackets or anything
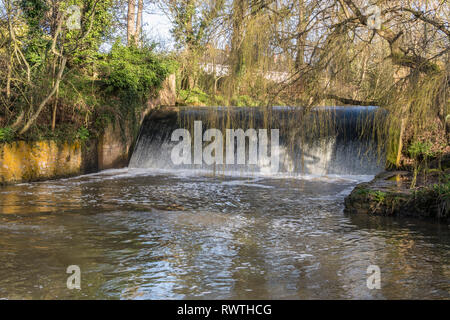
76,127,90,141
0,127,15,143
369,190,387,203
101,42,177,97
408,141,434,160
179,88,210,105
408,141,436,188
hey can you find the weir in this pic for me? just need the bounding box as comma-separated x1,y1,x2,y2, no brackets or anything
129,106,386,176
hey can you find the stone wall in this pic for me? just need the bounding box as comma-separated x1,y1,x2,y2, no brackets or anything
0,141,83,184
97,73,177,171
0,74,176,184
97,121,132,171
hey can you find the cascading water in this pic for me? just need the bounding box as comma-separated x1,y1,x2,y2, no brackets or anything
130,106,386,177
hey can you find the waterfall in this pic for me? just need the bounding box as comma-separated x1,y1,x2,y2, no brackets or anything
129,106,386,176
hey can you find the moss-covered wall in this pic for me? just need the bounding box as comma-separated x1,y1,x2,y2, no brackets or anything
0,141,83,184
0,74,177,184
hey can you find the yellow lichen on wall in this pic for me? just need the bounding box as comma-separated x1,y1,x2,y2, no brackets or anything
0,141,82,184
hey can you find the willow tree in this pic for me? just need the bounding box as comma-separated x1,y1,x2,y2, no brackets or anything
264,0,448,167
160,0,447,168
226,0,287,102
227,0,248,97
294,0,307,71
160,0,224,90
328,0,449,167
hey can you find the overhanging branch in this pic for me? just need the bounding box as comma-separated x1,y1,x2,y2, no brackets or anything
326,94,379,106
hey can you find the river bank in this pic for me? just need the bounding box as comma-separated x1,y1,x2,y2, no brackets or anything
344,166,450,222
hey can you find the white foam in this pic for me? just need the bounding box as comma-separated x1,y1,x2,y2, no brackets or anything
59,167,374,185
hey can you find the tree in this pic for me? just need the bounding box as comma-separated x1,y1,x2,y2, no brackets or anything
161,0,225,89
135,0,143,45
228,0,248,97
127,0,136,45
294,0,307,71
0,0,115,134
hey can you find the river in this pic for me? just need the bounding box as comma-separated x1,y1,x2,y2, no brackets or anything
0,169,448,299
0,107,448,299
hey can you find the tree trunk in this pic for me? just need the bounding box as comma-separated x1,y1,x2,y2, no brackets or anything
395,100,412,168
127,0,136,46
51,86,59,131
20,57,67,135
396,118,406,167
229,0,248,97
6,56,11,100
135,0,143,46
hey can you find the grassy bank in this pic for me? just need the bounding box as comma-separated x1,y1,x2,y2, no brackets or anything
176,87,287,107
344,165,450,221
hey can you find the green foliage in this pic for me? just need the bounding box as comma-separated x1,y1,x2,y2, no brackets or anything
0,127,15,143
432,182,450,201
434,174,450,200
20,123,83,143
369,190,387,203
179,88,210,105
19,0,115,69
354,188,388,204
101,42,176,97
386,122,401,167
178,89,263,107
212,94,226,106
413,177,450,218
67,0,115,65
408,141,436,188
20,0,51,70
408,141,434,160
96,42,177,142
76,126,90,141
20,0,48,34
232,95,259,107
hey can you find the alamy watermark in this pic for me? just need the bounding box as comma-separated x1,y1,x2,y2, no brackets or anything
171,121,280,172
366,5,382,30
66,5,81,31
367,265,381,290
66,265,81,290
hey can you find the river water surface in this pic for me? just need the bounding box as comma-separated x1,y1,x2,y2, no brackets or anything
0,169,449,299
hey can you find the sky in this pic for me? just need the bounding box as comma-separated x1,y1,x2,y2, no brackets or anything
142,4,175,50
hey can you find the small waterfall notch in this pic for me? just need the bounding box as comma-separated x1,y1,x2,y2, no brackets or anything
129,106,386,176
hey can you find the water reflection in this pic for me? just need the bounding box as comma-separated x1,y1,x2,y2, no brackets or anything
0,169,448,299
